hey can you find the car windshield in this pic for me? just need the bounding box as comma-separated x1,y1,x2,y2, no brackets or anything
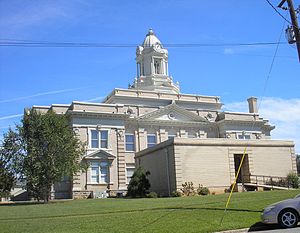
294,193,300,199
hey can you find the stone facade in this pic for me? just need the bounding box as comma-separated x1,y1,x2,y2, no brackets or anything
136,138,296,196
32,29,296,198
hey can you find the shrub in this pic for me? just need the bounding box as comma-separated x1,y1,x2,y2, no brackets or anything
146,192,157,198
171,190,182,197
180,182,196,196
197,184,210,195
126,167,150,198
287,172,299,188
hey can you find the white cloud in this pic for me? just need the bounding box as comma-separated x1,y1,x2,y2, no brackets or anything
0,114,23,121
223,48,234,54
0,86,91,104
224,97,300,153
0,1,84,37
82,96,106,102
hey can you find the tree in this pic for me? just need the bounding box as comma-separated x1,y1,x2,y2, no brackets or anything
21,109,85,203
126,167,150,198
0,129,24,198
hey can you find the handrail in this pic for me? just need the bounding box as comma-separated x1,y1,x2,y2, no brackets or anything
242,174,290,189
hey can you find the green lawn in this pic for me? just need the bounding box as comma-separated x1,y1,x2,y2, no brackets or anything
0,190,299,233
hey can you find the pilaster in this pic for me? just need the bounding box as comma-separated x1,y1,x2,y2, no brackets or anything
117,129,126,189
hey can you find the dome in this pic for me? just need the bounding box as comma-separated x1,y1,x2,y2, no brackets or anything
142,29,162,48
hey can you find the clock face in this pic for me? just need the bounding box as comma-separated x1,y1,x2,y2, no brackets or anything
154,43,161,50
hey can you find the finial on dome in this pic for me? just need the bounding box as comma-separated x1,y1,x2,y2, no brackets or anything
147,28,154,36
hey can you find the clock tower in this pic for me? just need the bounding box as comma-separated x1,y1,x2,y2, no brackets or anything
130,29,180,94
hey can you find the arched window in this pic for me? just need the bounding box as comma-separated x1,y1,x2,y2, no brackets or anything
154,59,160,74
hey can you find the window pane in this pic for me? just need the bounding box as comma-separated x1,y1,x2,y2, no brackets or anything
92,140,99,148
91,167,99,183
91,130,99,148
100,166,108,183
126,168,135,183
238,134,250,140
125,134,135,151
126,144,135,151
91,130,98,140
147,135,156,148
100,131,108,148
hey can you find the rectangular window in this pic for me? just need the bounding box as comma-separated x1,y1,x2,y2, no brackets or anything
90,162,109,184
126,167,135,184
238,134,251,140
90,130,108,149
91,130,99,148
147,134,156,148
125,134,135,152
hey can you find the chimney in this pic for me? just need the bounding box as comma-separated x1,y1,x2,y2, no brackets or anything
247,97,258,113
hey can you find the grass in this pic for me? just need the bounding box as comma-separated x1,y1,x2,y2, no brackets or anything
0,190,299,233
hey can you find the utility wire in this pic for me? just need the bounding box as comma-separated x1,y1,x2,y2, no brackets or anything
265,0,293,25
0,41,288,48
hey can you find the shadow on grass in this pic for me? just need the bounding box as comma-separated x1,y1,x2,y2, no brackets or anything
0,201,44,206
0,206,261,221
0,199,71,207
248,222,300,231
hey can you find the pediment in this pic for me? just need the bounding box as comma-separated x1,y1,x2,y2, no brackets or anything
138,103,208,123
84,150,116,160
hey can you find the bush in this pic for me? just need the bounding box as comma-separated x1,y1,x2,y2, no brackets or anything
197,184,210,195
146,192,157,198
126,167,150,198
180,182,196,196
171,190,182,197
287,172,299,188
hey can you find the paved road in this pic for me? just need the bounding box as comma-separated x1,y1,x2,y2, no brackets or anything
217,223,300,233
247,222,300,232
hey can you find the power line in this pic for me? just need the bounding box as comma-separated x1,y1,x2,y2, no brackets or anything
265,0,293,25
0,41,288,48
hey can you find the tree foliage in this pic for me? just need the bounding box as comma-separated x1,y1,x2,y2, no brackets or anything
0,128,24,197
0,109,85,202
126,167,150,198
22,109,85,202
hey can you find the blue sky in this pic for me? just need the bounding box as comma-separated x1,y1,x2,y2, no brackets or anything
0,0,299,152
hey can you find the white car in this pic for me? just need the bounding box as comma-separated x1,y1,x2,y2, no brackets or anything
261,193,300,228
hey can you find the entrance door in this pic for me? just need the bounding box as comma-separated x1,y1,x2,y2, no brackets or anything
234,154,250,183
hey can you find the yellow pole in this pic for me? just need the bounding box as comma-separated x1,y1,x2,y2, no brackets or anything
220,146,248,225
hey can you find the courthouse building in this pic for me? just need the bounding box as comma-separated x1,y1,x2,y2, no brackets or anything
33,30,297,198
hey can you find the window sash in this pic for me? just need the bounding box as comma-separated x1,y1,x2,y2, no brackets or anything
126,168,135,184
100,131,108,149
238,134,251,140
90,162,109,184
125,134,135,151
90,130,108,149
147,134,156,148
100,166,108,183
91,130,99,148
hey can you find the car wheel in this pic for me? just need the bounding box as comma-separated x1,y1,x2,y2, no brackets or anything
278,208,299,228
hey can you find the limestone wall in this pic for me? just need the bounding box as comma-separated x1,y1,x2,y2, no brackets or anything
136,138,296,195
